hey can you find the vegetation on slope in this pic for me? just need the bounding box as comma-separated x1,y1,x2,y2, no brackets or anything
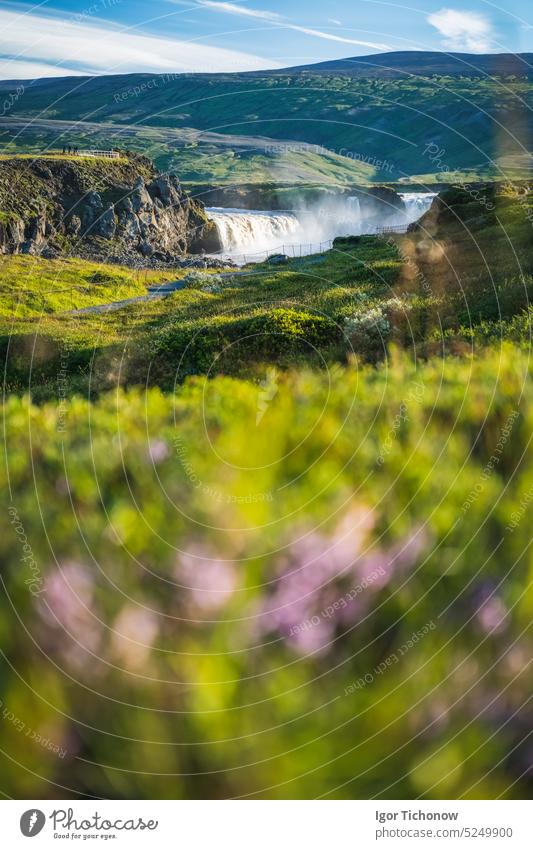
0,255,178,318
0,151,153,221
2,68,533,176
3,51,533,804
0,121,378,186
1,347,532,798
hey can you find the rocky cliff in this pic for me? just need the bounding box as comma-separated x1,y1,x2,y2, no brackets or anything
0,152,222,263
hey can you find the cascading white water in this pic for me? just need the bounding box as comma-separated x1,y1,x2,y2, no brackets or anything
207,208,301,254
398,192,437,221
208,191,436,262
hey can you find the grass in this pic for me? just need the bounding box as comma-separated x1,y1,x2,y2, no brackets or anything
0,126,377,188
0,255,180,318
0,237,404,396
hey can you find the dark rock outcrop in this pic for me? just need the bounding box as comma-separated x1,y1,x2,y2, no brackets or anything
0,152,222,262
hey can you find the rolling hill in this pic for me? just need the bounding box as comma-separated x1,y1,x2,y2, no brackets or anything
1,51,532,179
0,117,378,187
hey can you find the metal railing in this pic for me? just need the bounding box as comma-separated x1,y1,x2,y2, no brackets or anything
374,223,410,234
74,150,120,159
224,240,333,266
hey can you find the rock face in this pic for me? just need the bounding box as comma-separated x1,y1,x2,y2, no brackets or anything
0,153,222,262
185,182,405,214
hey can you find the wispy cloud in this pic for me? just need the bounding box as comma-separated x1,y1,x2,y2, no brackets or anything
287,25,390,51
0,7,277,80
197,1,391,51
199,1,281,21
427,8,494,52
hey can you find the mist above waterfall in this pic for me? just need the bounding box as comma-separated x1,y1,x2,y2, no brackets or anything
208,192,436,261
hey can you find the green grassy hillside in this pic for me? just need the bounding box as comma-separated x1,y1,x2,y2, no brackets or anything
3,181,533,399
0,118,377,186
2,57,533,177
0,255,178,318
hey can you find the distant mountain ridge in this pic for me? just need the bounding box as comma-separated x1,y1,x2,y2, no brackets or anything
2,51,533,85
278,50,533,78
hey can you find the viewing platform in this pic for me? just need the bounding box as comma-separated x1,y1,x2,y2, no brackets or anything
71,150,120,159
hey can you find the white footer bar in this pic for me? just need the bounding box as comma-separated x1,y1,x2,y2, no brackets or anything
1,800,530,847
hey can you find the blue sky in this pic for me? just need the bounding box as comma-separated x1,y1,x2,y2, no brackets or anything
0,0,531,79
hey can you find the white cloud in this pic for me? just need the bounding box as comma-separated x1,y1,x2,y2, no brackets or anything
0,8,277,80
197,1,390,51
427,8,494,52
0,60,87,80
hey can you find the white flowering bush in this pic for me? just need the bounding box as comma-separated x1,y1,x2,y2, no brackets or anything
344,306,391,340
382,295,412,312
182,271,232,294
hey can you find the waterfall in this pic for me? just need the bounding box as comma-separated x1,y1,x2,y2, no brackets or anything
207,208,301,254
207,192,437,261
398,192,437,223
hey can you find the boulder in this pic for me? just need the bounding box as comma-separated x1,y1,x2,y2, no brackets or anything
130,177,153,213
140,241,154,257
93,204,116,239
67,215,81,236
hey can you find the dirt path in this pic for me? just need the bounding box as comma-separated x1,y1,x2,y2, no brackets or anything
69,270,254,315
70,280,186,315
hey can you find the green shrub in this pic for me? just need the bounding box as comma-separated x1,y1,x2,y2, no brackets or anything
248,307,341,355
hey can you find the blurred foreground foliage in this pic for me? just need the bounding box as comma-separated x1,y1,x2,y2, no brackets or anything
1,346,532,799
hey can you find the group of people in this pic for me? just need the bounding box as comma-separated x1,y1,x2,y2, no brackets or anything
62,145,80,155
